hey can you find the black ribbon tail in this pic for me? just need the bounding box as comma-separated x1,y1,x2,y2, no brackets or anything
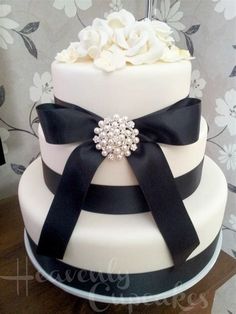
0,137,5,166
37,141,104,259
128,141,200,266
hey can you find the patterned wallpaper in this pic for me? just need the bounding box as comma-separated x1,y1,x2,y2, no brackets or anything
0,0,235,254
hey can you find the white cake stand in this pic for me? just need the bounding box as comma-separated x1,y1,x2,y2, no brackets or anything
24,230,222,305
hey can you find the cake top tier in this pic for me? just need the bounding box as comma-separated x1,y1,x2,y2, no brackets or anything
55,9,192,72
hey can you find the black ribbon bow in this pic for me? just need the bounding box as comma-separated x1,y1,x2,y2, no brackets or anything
36,97,201,266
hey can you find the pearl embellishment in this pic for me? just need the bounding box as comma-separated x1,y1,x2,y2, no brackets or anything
93,114,139,160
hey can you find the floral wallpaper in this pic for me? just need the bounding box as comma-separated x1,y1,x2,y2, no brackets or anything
0,0,235,311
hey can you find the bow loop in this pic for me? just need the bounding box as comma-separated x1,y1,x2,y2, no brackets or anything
134,98,201,145
37,102,102,144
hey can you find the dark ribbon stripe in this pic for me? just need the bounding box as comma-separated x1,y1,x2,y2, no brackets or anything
36,97,201,266
0,137,5,166
42,159,204,214
28,231,220,298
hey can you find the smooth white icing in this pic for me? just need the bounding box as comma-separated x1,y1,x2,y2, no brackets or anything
51,60,192,118
38,117,207,185
18,156,227,273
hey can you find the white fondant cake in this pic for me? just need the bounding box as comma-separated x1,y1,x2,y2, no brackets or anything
19,156,227,273
51,60,191,118
18,9,227,301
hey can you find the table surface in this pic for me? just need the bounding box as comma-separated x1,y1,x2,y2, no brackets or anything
0,196,236,314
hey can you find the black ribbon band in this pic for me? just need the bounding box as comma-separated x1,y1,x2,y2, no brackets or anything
42,158,204,214
0,137,5,166
27,231,220,298
36,97,201,266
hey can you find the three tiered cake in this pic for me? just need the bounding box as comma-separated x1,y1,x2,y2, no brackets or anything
19,10,227,303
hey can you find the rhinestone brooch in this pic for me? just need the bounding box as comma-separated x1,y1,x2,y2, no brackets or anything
93,114,139,160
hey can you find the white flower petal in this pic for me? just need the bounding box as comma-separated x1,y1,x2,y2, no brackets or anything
219,149,227,156
226,159,231,170
161,0,170,19
30,86,42,102
113,28,129,49
215,98,229,115
65,0,77,17
224,6,236,20
0,128,10,141
126,32,149,57
214,1,225,13
198,78,207,89
189,88,195,98
227,119,236,135
0,28,13,44
33,72,42,88
41,72,52,85
41,93,53,103
167,1,181,19
218,155,228,163
195,89,203,98
171,28,180,41
225,89,236,106
168,11,183,22
154,8,164,20
53,0,66,10
127,41,164,65
191,70,200,80
0,18,19,29
215,115,228,127
168,21,185,31
76,0,92,11
0,5,11,17
214,0,236,20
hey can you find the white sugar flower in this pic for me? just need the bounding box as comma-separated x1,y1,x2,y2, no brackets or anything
115,21,165,65
229,214,236,230
53,0,92,18
0,127,10,154
189,70,207,98
161,44,192,62
0,4,19,49
55,42,83,63
215,89,236,136
153,0,185,41
151,20,174,44
30,72,53,103
94,49,126,72
76,18,112,59
212,0,236,20
107,9,135,29
218,144,236,170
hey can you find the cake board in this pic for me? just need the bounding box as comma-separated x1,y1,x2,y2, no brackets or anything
24,229,222,305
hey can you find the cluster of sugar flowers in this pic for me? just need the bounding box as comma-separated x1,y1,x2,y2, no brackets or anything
55,9,192,72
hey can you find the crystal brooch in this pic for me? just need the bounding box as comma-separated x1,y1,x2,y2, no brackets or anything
93,114,139,160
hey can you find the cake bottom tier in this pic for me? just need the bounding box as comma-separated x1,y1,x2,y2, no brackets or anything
19,156,227,301
24,229,222,303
